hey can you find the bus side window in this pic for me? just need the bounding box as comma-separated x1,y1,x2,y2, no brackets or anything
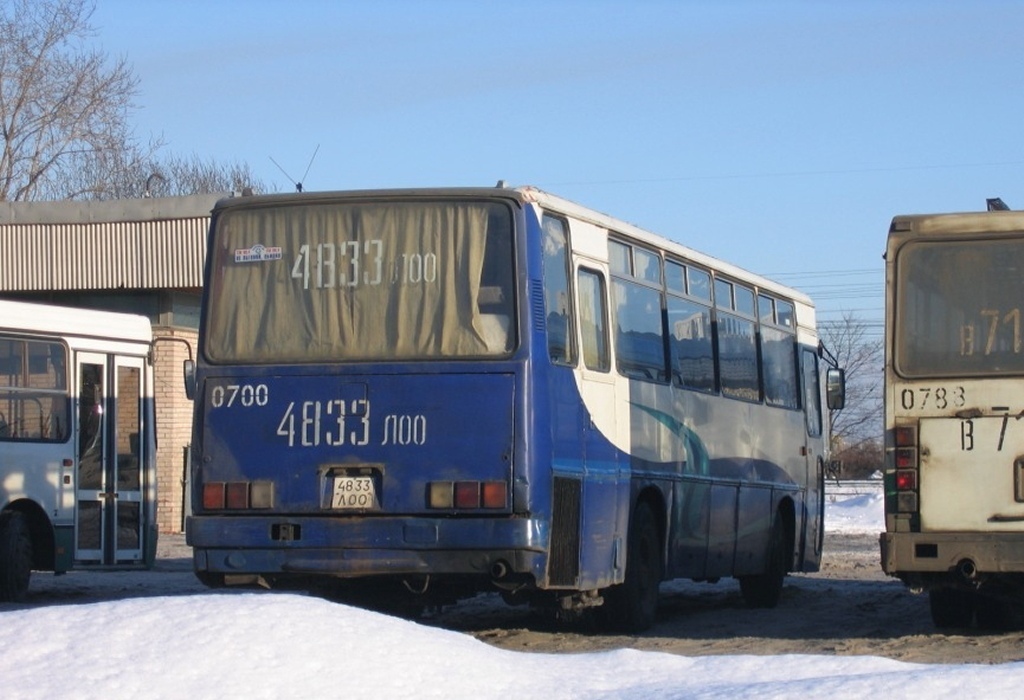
717,312,758,401
577,269,610,372
801,349,823,437
667,295,715,392
612,278,668,382
606,240,669,383
542,214,575,366
761,327,798,409
0,338,69,442
715,279,759,402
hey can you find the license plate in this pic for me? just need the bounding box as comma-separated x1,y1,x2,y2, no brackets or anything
330,476,378,510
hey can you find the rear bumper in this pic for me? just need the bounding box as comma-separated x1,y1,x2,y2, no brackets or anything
187,514,547,580
880,531,1024,577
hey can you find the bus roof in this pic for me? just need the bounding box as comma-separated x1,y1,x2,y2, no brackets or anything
0,299,152,344
890,210,1024,239
211,185,814,309
521,187,813,307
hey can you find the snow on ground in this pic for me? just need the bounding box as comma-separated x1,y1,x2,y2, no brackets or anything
3,490,1023,700
826,490,885,535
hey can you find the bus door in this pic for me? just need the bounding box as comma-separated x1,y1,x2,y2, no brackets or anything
800,348,826,566
572,263,626,589
75,352,147,566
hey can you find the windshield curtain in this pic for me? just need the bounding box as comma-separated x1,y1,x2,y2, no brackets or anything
205,200,514,363
896,237,1024,377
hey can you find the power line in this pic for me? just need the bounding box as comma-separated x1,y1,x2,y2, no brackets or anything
766,269,879,278
542,159,1024,186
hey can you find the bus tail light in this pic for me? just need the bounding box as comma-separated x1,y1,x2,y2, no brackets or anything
894,425,917,468
455,481,479,508
251,481,275,508
895,469,917,490
897,490,919,513
895,448,917,468
481,481,507,508
203,482,226,510
226,482,249,509
894,426,916,447
202,481,274,510
892,424,919,513
428,481,507,510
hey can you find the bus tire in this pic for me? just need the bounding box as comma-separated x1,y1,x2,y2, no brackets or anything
974,595,1024,631
739,514,786,608
0,511,33,602
194,571,226,588
928,588,975,629
600,501,662,633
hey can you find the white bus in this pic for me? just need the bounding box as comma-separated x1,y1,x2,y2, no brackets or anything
881,209,1024,629
0,299,158,601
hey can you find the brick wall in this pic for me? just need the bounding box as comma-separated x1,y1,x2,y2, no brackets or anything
151,326,198,533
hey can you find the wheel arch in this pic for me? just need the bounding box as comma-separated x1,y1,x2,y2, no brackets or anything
776,494,797,573
634,485,668,571
2,499,56,571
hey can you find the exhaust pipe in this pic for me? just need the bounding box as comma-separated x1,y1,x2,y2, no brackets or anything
490,560,510,580
957,558,978,581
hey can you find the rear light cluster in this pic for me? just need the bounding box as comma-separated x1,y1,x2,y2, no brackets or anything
893,425,918,513
428,481,507,510
203,481,274,510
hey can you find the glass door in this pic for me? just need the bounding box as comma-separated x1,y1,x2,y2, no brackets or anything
801,349,825,564
113,356,144,561
75,352,146,565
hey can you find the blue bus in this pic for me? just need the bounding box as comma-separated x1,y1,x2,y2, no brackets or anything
185,186,844,630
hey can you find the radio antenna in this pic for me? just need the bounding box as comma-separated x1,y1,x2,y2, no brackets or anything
269,144,320,192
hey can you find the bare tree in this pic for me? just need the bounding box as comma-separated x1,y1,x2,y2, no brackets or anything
141,153,269,197
821,311,884,477
1,0,267,200
0,0,158,200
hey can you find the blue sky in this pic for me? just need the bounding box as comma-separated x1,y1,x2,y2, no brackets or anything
91,0,1024,336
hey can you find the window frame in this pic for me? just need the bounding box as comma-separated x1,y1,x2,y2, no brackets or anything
608,237,669,384
0,335,71,443
541,213,577,368
577,267,611,373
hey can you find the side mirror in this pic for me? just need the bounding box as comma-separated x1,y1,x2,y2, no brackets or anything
183,359,196,401
825,367,846,410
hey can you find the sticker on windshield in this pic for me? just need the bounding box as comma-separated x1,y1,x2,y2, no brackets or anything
235,244,283,263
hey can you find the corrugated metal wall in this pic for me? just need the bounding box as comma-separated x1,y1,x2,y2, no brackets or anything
0,219,208,290
0,195,220,292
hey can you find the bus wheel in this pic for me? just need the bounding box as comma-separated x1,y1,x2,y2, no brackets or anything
974,595,1024,631
739,514,786,608
0,511,33,602
928,588,975,629
194,571,226,588
600,501,662,633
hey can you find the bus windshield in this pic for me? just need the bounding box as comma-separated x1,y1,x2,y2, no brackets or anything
895,237,1024,377
205,199,515,363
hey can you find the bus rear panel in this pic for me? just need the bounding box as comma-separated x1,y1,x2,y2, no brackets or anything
187,192,553,597
882,210,1024,628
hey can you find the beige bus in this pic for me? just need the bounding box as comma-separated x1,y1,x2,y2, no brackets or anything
881,209,1024,629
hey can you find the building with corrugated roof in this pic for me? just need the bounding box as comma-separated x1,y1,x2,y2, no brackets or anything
1,194,225,533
